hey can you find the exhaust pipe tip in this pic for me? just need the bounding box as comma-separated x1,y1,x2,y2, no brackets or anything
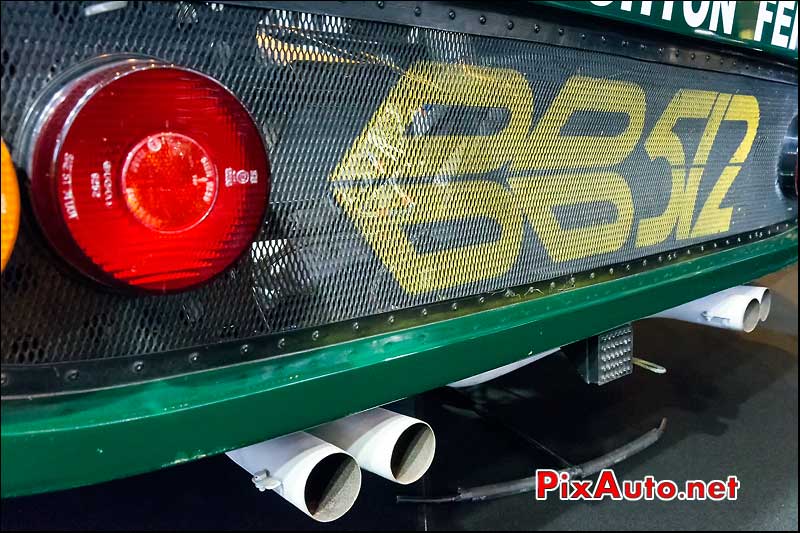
652,285,772,333
390,421,436,485
304,452,361,522
311,408,437,486
227,432,361,522
758,289,772,322
742,298,760,333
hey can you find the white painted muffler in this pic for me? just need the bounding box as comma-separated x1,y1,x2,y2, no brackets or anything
651,285,771,333
226,432,361,522
310,408,436,485
448,347,561,388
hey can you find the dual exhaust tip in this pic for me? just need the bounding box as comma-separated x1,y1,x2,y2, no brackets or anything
227,285,770,521
651,285,771,333
227,408,435,522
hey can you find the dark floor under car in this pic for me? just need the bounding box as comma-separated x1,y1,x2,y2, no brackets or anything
2,266,797,531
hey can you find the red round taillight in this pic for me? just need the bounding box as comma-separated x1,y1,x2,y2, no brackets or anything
23,59,268,292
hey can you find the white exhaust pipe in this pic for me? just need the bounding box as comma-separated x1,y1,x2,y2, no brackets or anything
651,285,769,333
310,408,435,485
226,432,361,522
736,286,772,322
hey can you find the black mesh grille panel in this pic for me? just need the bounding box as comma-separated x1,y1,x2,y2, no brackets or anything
1,1,796,379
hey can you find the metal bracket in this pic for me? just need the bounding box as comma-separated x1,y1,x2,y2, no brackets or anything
564,324,634,385
251,470,281,492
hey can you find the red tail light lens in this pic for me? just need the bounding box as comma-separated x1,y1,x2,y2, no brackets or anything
25,59,269,292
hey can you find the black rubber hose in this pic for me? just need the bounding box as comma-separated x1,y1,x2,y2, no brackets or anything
397,418,667,504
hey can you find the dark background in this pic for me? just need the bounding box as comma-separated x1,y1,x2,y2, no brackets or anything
2,266,797,531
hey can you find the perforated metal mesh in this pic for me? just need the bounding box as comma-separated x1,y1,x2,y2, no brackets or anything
597,325,633,385
1,1,796,368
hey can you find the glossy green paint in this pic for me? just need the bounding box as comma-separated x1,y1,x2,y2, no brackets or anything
540,1,799,61
2,228,797,498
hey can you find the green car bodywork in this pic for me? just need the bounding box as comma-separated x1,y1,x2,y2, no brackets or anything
2,1,798,498
544,1,798,61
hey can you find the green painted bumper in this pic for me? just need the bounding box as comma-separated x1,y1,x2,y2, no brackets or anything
2,228,797,498
541,1,799,62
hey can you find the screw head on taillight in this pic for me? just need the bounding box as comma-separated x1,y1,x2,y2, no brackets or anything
21,59,269,292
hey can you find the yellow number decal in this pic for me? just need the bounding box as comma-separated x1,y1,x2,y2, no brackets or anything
509,76,642,261
635,90,717,247
331,59,760,294
513,76,646,170
677,93,731,239
691,95,760,238
332,180,523,294
636,91,760,246
330,61,532,294
510,172,634,262
330,61,532,183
